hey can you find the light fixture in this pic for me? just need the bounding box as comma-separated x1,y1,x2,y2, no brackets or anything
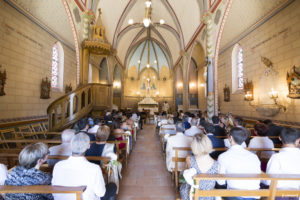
128,19,134,25
156,91,159,96
177,82,183,88
145,1,152,7
269,88,286,111
143,18,151,27
146,64,150,68
189,82,196,88
244,79,254,101
138,60,141,64
154,60,157,64
245,91,253,101
113,81,121,88
199,83,205,87
159,19,165,24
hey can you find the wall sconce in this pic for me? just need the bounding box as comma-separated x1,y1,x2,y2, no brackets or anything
189,82,196,88
155,91,159,96
269,88,286,111
177,82,183,88
113,81,121,88
244,79,254,101
199,83,205,87
136,91,141,96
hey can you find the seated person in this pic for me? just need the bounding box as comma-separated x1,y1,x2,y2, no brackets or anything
48,129,75,166
166,122,193,172
78,118,96,141
224,128,247,148
112,120,126,149
248,123,274,160
218,127,261,200
180,134,218,200
86,125,116,163
212,115,226,137
204,123,225,159
88,118,102,134
265,128,300,194
5,143,53,200
263,119,283,145
52,132,117,200
184,118,202,137
233,117,244,128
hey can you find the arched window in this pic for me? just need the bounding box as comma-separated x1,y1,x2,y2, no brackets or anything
51,42,64,91
232,44,244,93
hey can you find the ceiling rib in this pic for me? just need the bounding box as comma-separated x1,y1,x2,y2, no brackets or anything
112,0,137,49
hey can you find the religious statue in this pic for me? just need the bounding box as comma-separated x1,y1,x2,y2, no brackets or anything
223,84,230,102
162,101,170,113
40,77,51,99
0,65,7,96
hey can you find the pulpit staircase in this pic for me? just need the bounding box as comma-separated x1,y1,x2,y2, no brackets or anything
47,83,112,131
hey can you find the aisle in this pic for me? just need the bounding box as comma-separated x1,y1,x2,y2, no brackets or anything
117,124,176,200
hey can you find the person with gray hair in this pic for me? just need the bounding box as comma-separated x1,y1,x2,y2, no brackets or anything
52,132,117,200
165,122,193,172
4,143,53,200
48,129,75,166
184,118,202,137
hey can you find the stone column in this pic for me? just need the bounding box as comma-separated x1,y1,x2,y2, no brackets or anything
203,12,215,120
181,51,190,112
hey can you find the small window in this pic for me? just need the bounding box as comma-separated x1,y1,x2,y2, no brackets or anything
232,44,244,93
51,42,64,91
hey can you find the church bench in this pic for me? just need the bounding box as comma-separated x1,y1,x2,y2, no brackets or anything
0,139,128,167
192,173,300,200
172,147,281,189
0,185,86,200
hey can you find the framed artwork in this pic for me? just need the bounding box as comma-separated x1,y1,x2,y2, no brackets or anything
223,84,230,102
0,65,7,96
287,65,300,99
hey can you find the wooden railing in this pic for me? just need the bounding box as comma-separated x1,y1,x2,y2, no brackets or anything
47,83,112,131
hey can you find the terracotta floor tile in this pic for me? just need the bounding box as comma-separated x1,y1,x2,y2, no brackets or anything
117,124,175,200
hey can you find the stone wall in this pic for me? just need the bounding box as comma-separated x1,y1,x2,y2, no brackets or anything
0,1,76,120
218,1,300,122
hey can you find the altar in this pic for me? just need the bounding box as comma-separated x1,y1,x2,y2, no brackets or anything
138,97,159,115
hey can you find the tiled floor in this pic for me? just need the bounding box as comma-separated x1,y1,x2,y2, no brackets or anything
117,124,176,200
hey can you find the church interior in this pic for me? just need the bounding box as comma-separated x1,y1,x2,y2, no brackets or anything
0,0,300,199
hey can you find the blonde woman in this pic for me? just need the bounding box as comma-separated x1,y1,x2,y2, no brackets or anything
180,134,218,200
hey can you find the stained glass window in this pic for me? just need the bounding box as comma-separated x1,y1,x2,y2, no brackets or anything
237,46,244,89
51,44,59,88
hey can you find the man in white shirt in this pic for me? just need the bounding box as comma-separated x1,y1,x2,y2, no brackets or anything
52,132,117,200
48,129,75,166
184,118,202,137
218,127,261,200
266,128,300,190
166,122,193,172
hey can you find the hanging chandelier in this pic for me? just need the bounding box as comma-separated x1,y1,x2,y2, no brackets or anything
143,1,152,27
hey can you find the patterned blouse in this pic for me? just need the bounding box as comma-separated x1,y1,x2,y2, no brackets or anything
4,166,54,200
180,156,218,200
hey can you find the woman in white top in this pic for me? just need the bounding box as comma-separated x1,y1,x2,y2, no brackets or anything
248,123,274,160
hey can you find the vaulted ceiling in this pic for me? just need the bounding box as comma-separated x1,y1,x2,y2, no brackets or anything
5,0,295,68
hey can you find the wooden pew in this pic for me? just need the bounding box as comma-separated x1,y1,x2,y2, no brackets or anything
193,173,300,200
0,139,128,167
172,147,281,189
0,185,86,200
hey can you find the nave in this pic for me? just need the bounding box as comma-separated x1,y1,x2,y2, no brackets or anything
118,124,176,200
